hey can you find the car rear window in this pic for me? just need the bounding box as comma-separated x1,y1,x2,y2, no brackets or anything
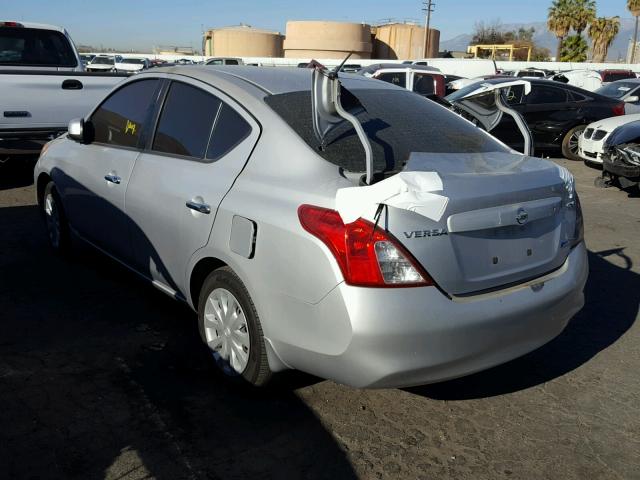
265,88,509,174
596,81,638,99
0,27,77,67
602,71,635,83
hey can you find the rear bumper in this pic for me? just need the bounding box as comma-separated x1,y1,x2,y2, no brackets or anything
0,128,65,155
270,242,588,388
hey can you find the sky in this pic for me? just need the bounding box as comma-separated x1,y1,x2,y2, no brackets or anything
4,0,629,52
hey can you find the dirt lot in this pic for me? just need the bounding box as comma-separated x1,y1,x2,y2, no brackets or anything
0,157,638,480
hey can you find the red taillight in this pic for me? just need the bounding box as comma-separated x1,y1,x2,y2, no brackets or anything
435,75,445,97
612,103,625,116
298,204,433,288
0,21,23,28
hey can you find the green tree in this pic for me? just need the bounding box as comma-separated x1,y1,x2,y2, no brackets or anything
547,0,573,60
570,0,596,35
561,34,588,61
589,17,621,62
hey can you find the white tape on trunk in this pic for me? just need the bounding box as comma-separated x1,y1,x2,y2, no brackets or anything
335,171,448,224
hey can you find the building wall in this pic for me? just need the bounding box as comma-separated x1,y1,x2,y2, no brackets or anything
283,21,372,59
205,27,283,57
372,23,440,60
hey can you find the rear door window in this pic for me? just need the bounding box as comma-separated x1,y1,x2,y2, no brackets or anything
413,73,435,96
152,82,221,158
91,79,160,149
525,86,568,104
0,27,77,67
375,72,406,88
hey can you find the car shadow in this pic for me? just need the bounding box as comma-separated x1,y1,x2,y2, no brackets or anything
0,197,355,478
0,156,37,190
407,248,639,400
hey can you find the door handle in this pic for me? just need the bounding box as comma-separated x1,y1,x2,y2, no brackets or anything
104,174,121,184
62,79,83,90
186,200,211,214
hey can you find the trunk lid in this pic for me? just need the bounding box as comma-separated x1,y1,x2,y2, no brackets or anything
336,152,577,295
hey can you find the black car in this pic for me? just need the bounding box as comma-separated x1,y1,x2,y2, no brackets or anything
447,78,626,160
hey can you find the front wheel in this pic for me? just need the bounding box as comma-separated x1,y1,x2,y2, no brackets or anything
562,125,586,161
197,267,272,387
42,181,71,253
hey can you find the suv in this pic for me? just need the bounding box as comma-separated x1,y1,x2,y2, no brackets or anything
359,63,446,98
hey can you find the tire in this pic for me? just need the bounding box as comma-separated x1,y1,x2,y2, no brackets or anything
197,267,272,387
42,181,71,253
562,125,587,161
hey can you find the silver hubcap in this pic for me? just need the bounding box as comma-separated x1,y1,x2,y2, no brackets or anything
568,129,583,155
203,288,250,375
44,192,61,249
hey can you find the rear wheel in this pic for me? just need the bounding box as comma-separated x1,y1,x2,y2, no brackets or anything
562,125,586,161
42,181,71,253
197,267,272,387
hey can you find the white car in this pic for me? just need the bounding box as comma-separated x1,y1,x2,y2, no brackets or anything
86,55,122,72
578,113,640,164
115,57,149,73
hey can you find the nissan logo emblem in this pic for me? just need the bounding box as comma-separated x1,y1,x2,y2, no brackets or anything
516,208,529,225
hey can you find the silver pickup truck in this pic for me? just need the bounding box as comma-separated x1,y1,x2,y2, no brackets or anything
0,21,126,157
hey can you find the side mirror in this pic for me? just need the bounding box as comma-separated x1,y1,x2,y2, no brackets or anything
68,118,85,143
624,95,639,104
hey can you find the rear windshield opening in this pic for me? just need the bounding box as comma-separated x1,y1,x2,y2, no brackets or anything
0,27,77,67
265,88,509,174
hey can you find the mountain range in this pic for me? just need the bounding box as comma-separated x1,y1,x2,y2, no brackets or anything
440,18,636,61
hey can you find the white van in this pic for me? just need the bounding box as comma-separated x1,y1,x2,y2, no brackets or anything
410,58,497,78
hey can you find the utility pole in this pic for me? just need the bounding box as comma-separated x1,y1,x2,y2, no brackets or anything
422,0,435,58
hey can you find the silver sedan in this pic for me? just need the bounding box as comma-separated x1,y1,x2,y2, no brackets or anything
34,66,588,388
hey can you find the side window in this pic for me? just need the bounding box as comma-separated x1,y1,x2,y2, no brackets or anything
208,59,223,65
206,104,252,161
505,85,525,104
413,74,435,96
153,82,222,158
376,72,406,88
225,59,239,65
526,86,568,105
90,79,159,148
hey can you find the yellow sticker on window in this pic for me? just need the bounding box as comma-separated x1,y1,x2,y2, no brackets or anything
125,120,137,135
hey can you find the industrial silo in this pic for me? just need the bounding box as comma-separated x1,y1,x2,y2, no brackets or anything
283,21,372,59
372,23,440,59
204,25,284,57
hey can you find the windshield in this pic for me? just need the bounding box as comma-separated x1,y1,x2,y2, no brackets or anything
91,56,114,65
0,27,77,67
596,81,639,99
266,88,509,174
122,58,144,64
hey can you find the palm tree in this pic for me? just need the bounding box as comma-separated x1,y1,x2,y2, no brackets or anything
628,0,640,62
548,0,573,60
589,17,621,62
570,0,596,35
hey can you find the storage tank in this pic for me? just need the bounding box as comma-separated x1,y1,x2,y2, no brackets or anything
204,25,283,57
373,23,440,60
283,21,372,59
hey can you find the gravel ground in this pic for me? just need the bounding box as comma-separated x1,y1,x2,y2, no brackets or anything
0,157,638,480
